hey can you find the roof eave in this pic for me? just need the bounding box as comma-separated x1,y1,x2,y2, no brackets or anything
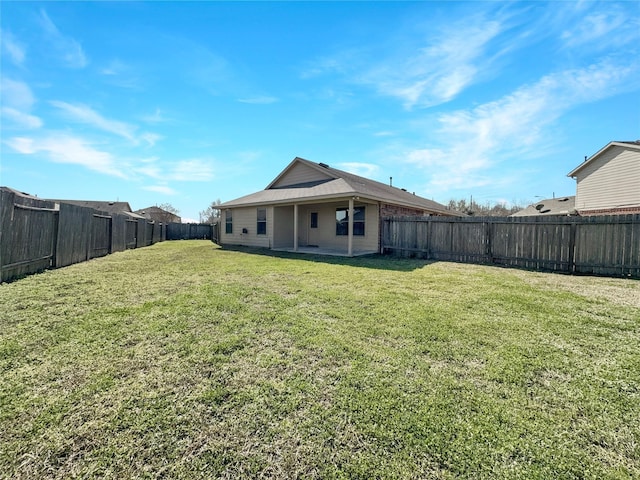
221,191,460,216
567,141,640,177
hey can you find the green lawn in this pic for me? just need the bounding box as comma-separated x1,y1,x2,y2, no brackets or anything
1,240,639,479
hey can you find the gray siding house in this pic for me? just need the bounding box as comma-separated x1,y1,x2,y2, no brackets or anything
568,141,640,215
219,157,461,256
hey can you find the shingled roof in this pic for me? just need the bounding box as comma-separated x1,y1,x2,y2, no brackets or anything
511,196,577,217
220,157,459,216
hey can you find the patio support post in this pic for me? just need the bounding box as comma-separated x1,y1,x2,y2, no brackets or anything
348,197,354,257
293,203,299,252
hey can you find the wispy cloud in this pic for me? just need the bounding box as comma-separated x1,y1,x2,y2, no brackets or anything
50,101,137,142
560,5,639,50
100,59,127,76
0,77,42,129
99,59,141,88
301,8,511,109
5,134,125,178
1,77,36,110
1,30,26,65
134,157,214,182
401,58,640,193
38,9,87,68
140,133,163,148
337,162,380,179
366,17,504,109
142,185,177,195
169,159,214,181
1,107,42,129
50,101,160,146
300,49,362,79
237,96,279,105
141,108,168,124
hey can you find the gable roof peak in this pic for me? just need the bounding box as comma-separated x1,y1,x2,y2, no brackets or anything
568,140,640,177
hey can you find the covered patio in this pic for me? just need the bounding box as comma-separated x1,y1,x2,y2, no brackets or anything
272,245,378,257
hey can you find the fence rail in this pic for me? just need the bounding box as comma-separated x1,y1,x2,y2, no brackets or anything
382,215,640,278
1,188,166,282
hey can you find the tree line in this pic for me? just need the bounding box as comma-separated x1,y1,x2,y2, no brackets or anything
446,198,529,216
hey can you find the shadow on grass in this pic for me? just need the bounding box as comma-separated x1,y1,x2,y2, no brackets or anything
214,243,433,272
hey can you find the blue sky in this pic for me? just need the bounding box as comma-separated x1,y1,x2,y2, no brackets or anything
2,1,639,221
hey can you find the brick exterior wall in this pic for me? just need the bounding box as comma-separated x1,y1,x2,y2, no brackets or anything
380,204,426,217
578,206,640,216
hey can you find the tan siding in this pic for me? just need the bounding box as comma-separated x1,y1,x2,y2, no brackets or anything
273,206,294,248
220,207,272,248
576,146,640,210
296,201,378,251
270,162,332,188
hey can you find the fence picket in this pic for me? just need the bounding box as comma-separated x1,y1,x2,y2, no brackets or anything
382,215,640,279
0,187,168,282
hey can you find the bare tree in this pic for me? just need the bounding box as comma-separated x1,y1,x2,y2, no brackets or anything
158,203,179,215
149,203,180,223
447,198,528,216
199,199,222,224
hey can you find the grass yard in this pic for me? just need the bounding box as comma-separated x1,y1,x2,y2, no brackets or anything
1,240,639,479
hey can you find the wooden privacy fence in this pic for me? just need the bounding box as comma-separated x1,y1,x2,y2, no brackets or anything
0,188,166,282
166,222,218,241
382,215,640,278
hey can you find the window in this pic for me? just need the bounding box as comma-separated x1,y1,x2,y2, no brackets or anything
257,208,266,235
310,212,318,229
336,206,365,236
225,209,233,234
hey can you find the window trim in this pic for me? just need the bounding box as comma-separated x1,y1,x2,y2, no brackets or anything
225,209,233,234
257,208,267,235
336,206,365,236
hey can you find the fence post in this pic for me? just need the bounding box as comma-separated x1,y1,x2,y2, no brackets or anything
51,207,60,268
568,221,577,274
426,217,432,259
485,219,493,265
86,214,92,261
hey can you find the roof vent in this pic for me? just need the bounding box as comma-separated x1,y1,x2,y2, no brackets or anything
558,197,569,202
535,204,544,210
401,188,407,192
319,162,330,168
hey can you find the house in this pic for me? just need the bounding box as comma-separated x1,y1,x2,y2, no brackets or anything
134,206,181,224
46,199,144,219
511,196,576,217
567,140,640,215
218,157,461,256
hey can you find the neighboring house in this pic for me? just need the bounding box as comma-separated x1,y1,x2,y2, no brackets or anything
567,140,640,215
218,157,461,256
134,206,181,224
511,196,576,217
47,199,143,219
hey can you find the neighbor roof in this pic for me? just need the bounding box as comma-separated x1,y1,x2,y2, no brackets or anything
567,140,640,177
511,196,576,217
47,199,135,216
220,157,460,215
